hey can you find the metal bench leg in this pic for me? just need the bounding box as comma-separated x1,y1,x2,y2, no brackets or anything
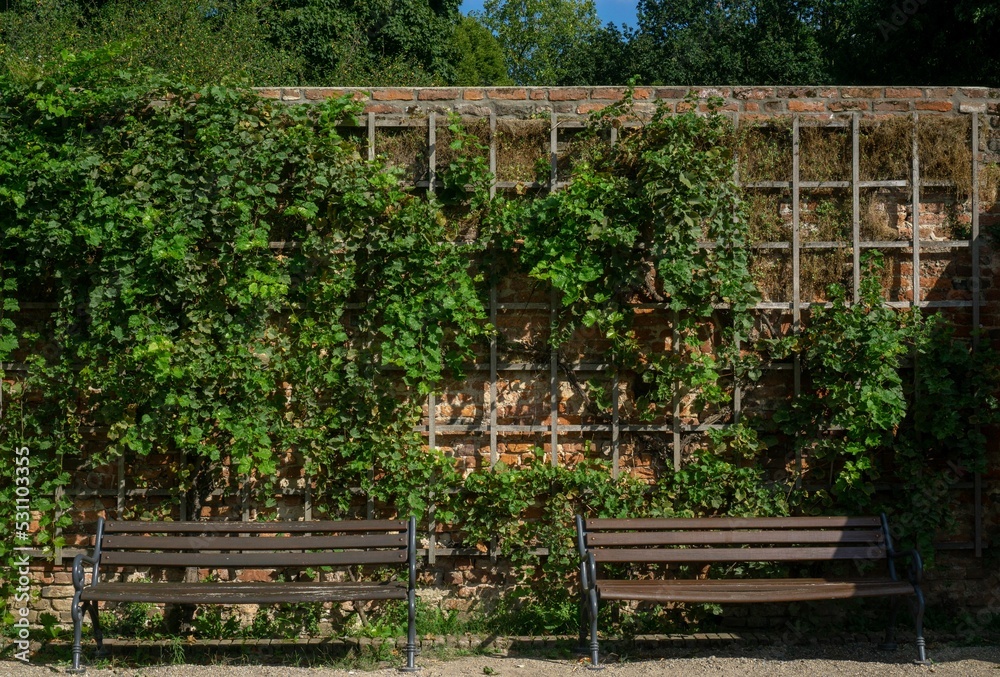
68,591,86,674
400,589,419,672
587,589,604,670
879,597,899,650
913,587,929,665
87,601,106,656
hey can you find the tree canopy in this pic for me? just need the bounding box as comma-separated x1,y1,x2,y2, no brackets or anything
0,0,995,88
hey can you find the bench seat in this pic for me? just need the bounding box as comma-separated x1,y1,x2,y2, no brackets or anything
597,577,915,603
80,581,408,604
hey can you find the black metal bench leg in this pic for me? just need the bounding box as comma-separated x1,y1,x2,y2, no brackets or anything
87,601,106,656
879,597,899,650
576,595,588,653
68,591,86,674
913,587,929,665
400,589,419,672
587,590,603,670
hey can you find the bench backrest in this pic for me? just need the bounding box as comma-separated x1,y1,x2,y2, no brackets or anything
94,518,414,569
579,516,889,563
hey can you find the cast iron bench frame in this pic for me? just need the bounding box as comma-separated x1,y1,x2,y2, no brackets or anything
575,513,926,668
70,517,418,673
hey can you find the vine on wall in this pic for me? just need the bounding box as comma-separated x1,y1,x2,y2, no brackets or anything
1,54,997,629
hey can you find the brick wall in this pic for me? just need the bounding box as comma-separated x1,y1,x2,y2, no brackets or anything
12,85,1000,631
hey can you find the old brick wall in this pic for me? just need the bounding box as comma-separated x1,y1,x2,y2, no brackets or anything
13,85,1000,630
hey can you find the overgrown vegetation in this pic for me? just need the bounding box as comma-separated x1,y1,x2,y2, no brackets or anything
1,60,996,637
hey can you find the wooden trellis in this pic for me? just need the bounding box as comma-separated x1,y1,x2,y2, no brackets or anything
2,108,987,563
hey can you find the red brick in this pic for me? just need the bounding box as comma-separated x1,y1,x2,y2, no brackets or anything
744,102,761,112
577,103,608,114
304,88,366,101
841,87,883,98
463,89,485,100
549,88,589,101
257,88,281,99
787,100,825,112
372,88,415,101
238,569,276,583
961,87,989,98
529,89,548,100
777,87,826,98
487,88,527,100
828,100,869,112
632,88,652,100
592,87,626,100
655,88,689,99
698,101,738,112
916,100,954,112
418,88,460,101
676,101,695,113
364,104,403,114
874,100,911,112
924,87,957,98
734,87,773,100
886,87,923,98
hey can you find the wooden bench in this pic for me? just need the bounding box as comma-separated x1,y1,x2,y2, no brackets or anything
70,517,418,673
575,514,926,668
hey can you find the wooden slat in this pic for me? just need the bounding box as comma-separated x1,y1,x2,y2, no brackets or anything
82,581,407,604
101,534,407,551
592,546,885,564
597,578,912,603
102,520,407,534
100,549,406,567
584,516,881,531
587,530,883,547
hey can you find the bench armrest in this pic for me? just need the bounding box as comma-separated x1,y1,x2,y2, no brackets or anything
72,554,98,591
73,516,105,591
889,548,923,585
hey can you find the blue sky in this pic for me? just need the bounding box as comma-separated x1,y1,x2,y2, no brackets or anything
460,1,639,28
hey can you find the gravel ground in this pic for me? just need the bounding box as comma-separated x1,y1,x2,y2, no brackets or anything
2,643,1000,676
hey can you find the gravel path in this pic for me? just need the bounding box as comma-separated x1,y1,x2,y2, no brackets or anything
2,643,1000,676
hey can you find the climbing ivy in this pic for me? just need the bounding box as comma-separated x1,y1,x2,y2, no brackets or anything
1,57,996,632
0,52,487,613
490,93,757,416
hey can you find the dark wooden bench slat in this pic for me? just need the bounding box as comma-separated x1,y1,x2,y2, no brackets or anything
586,529,884,547
102,533,407,551
81,581,408,604
597,578,914,603
584,516,882,530
592,545,885,563
102,520,407,534
101,549,406,567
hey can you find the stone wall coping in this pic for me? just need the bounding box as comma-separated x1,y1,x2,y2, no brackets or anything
253,86,1000,119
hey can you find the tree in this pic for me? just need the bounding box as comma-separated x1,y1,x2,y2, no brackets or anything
452,14,511,86
479,0,601,85
633,0,830,85
558,23,636,86
0,0,300,85
268,0,463,85
827,0,999,86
